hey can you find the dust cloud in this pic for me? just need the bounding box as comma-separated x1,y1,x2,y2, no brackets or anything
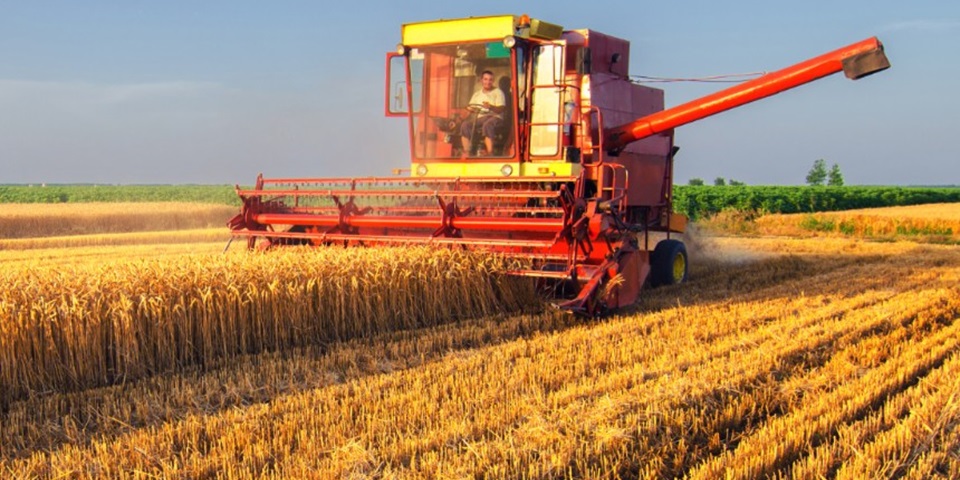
681,223,772,266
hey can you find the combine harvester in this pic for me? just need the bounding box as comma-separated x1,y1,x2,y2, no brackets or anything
229,14,889,316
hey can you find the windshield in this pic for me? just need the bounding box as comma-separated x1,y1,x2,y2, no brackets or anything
408,42,517,160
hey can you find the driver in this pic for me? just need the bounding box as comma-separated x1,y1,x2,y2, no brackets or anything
460,70,505,156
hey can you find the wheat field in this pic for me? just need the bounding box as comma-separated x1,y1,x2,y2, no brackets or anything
752,202,960,242
1,203,959,478
0,246,536,407
0,202,237,239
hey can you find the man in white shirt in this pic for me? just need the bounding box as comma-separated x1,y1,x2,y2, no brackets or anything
460,70,505,156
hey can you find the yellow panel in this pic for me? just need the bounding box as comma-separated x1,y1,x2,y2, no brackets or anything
402,15,518,45
408,161,580,179
528,19,564,40
519,162,581,177
410,162,517,178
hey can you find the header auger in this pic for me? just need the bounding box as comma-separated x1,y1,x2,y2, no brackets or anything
228,14,889,317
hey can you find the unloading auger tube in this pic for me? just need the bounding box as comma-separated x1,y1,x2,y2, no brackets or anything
605,37,889,151
228,14,889,317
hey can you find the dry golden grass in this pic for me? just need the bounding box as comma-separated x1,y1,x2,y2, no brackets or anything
747,202,960,242
0,240,229,268
2,236,959,478
0,202,237,239
0,246,536,406
833,202,960,219
0,227,229,252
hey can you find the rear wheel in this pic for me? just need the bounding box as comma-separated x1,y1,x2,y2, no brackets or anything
649,239,688,287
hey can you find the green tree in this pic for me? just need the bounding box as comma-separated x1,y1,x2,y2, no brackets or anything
729,179,745,186
827,163,844,186
806,159,827,186
714,177,726,186
688,178,705,186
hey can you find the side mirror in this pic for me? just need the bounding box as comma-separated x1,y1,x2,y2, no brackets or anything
385,53,408,116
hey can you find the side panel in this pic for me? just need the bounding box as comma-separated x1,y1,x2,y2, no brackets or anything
572,29,673,208
615,151,673,207
590,77,672,208
574,29,630,77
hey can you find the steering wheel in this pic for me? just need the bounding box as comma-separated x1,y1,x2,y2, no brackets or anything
465,103,487,113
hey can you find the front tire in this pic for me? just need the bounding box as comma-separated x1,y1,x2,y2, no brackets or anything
649,239,688,287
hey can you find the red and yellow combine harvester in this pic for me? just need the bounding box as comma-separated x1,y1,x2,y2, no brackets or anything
229,14,889,316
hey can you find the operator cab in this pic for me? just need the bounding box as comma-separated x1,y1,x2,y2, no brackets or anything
386,15,579,179
390,42,518,160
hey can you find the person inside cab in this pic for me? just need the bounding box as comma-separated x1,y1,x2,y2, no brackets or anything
460,70,505,156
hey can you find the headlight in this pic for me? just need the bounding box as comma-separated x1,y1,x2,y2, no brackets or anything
396,44,408,55
502,35,517,49
416,164,428,176
500,164,513,176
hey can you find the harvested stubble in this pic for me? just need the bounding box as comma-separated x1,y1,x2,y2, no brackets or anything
0,246,537,405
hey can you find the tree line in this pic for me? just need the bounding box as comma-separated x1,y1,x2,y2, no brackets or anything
688,159,845,187
673,185,960,220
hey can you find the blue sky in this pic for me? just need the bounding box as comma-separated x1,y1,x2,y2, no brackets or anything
1,1,957,185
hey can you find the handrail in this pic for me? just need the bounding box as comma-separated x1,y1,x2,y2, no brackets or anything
581,105,604,166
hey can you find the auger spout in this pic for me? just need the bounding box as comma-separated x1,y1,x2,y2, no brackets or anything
604,37,889,152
